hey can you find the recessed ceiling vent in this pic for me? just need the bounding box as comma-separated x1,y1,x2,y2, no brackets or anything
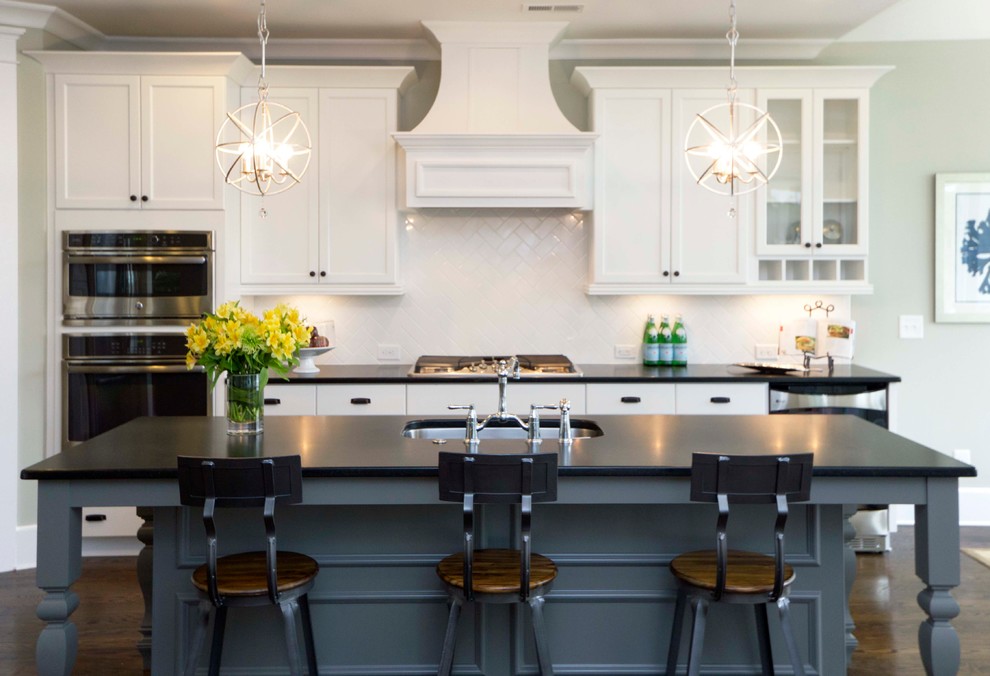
393,21,597,209
523,3,585,13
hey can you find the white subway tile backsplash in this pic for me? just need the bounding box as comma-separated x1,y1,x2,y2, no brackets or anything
247,209,850,365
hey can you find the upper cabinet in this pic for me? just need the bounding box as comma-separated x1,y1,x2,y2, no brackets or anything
23,52,256,211
572,66,891,295
236,67,416,295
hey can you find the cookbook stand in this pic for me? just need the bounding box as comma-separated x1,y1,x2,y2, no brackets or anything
802,300,835,373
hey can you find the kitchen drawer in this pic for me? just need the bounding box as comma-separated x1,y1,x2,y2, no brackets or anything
407,383,586,416
317,384,406,415
586,383,676,415
264,384,317,416
82,507,144,538
675,383,769,415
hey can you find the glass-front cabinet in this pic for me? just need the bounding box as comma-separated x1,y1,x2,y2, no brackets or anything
756,88,869,284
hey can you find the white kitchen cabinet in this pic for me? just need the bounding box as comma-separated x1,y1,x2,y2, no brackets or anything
755,88,872,287
586,383,676,415
317,384,406,415
407,383,586,417
674,383,768,415
53,74,226,210
237,71,413,295
264,384,318,416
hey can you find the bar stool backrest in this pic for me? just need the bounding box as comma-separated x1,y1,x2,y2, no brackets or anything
177,455,305,606
437,452,558,601
689,452,814,601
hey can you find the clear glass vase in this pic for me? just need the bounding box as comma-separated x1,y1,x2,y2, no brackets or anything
225,373,264,435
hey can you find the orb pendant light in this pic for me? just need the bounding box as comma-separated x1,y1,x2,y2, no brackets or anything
215,0,311,197
684,0,782,196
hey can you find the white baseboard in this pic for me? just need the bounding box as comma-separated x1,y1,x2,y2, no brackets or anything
16,524,37,570
891,487,990,527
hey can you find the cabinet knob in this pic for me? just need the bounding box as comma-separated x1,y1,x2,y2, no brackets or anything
130,195,138,202
804,242,812,248
141,195,149,202
673,271,680,277
350,397,372,405
620,396,642,404
710,396,731,404
320,271,327,277
663,271,670,277
309,271,316,277
815,242,823,248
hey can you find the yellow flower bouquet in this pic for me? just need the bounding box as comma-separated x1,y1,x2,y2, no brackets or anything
186,301,312,434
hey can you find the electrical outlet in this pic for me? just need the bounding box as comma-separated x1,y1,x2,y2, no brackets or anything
377,344,401,361
899,315,924,339
614,344,637,360
953,449,972,464
754,344,778,360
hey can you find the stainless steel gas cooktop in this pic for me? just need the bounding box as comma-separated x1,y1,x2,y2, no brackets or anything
408,355,582,378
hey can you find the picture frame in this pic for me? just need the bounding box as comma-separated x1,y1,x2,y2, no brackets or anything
935,172,990,322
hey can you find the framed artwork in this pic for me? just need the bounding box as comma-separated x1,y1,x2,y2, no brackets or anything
935,173,990,322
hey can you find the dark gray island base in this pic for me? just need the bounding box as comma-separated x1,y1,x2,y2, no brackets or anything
23,414,972,675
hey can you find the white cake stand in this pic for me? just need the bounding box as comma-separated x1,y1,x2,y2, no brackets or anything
294,346,334,374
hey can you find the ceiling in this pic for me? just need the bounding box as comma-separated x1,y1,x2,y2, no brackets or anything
16,0,902,42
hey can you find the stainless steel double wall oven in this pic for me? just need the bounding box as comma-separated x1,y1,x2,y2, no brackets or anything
61,231,214,449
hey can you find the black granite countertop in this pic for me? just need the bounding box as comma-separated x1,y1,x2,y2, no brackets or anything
22,414,970,481
275,363,900,385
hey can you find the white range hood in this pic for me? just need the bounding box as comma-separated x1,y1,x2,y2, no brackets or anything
394,21,596,209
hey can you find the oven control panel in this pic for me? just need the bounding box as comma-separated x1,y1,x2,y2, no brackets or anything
64,333,189,360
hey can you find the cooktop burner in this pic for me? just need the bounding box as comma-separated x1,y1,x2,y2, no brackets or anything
409,354,581,377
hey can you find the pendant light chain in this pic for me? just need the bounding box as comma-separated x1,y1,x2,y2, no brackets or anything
257,0,270,100
726,0,738,104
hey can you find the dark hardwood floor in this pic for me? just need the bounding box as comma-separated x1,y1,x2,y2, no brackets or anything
1,527,989,674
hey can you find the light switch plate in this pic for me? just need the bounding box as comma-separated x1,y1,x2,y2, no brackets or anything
754,344,777,360
377,344,401,360
898,315,924,339
614,344,637,360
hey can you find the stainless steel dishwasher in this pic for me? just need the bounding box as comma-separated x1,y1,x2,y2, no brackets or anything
769,381,891,552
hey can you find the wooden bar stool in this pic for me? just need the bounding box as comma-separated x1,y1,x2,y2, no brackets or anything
177,455,319,676
435,451,559,676
665,452,814,676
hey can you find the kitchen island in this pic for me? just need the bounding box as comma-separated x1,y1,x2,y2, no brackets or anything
22,413,971,675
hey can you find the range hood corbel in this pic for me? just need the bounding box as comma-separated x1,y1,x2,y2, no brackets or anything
394,21,596,209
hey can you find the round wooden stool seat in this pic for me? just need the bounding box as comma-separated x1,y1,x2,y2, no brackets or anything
192,551,319,597
670,549,795,595
437,548,558,594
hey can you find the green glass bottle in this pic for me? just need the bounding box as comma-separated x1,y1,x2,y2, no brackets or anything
671,314,687,366
658,314,673,366
642,314,660,366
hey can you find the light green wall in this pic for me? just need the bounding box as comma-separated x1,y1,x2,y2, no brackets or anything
17,28,50,526
818,39,990,488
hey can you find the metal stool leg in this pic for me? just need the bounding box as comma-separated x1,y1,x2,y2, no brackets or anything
281,600,304,676
529,595,554,676
776,597,805,676
754,603,775,675
685,596,708,676
184,600,212,676
666,587,687,676
207,605,228,676
299,594,319,675
438,597,463,676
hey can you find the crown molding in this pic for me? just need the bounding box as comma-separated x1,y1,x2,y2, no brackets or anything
0,0,103,49
553,38,832,61
99,36,440,62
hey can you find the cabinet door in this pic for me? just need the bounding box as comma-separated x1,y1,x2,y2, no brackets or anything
586,383,675,415
264,384,317,416
54,74,140,209
671,89,749,284
141,76,226,209
756,89,814,255
590,89,672,285
815,90,867,255
319,89,399,287
675,383,768,415
240,89,321,285
316,384,406,415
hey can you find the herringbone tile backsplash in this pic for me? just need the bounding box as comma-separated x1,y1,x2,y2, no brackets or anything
248,209,850,365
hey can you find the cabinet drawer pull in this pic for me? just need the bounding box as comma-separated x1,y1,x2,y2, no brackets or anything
263,398,281,405
620,396,642,404
710,396,731,404
85,514,107,522
351,397,372,405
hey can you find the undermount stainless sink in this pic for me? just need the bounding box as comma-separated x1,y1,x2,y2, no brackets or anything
401,418,603,441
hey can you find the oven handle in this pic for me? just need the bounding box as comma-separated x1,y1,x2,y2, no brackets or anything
64,363,198,374
65,255,208,265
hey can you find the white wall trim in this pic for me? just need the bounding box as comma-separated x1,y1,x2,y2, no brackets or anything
892,487,990,528
16,524,36,570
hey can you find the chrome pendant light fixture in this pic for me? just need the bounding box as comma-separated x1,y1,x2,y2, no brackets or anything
215,0,311,198
684,0,782,196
